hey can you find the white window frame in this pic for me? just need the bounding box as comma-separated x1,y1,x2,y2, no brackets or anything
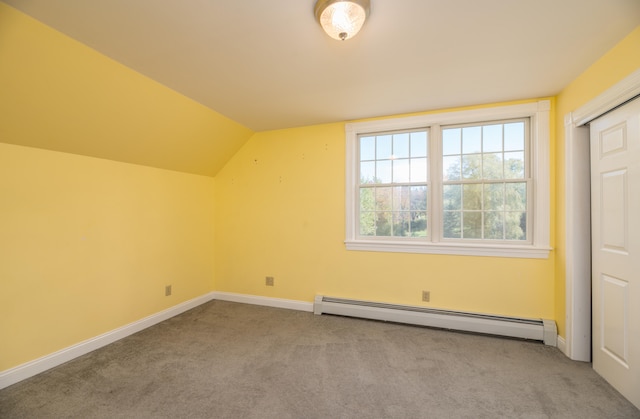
345,100,551,259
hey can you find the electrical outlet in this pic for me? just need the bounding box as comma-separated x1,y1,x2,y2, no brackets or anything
422,290,430,302
265,276,274,286
165,285,172,296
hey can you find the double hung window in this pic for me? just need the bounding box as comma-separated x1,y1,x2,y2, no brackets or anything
345,101,550,258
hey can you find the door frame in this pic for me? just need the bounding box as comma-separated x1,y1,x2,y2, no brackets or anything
563,69,640,361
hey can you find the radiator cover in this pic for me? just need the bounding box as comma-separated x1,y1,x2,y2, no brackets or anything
314,295,557,346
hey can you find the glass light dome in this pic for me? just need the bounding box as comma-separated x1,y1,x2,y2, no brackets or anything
315,0,370,41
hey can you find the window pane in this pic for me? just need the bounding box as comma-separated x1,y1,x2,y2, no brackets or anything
376,135,392,160
482,125,502,152
360,161,376,184
443,184,461,210
462,154,481,179
392,188,401,212
393,133,410,159
410,158,427,182
504,122,525,151
393,186,411,211
411,211,427,237
443,211,461,238
360,136,376,161
505,182,526,211
377,160,392,183
462,126,481,153
360,211,376,236
376,212,392,236
400,186,412,211
393,159,410,183
410,132,427,157
462,212,482,238
483,183,504,211
505,212,526,240
393,212,410,237
376,187,392,211
443,156,461,180
360,187,375,212
504,152,525,179
484,211,504,240
442,128,461,155
482,152,503,179
410,186,427,211
463,184,482,210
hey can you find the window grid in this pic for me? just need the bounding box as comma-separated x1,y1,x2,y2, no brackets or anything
441,119,530,242
358,129,429,238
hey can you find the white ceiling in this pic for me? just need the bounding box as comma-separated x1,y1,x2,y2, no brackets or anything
3,0,640,132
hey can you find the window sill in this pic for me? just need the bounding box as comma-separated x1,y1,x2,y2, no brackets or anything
345,239,551,259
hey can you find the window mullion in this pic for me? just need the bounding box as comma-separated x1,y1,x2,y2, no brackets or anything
430,124,441,243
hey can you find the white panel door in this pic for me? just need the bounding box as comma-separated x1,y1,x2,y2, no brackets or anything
590,97,640,409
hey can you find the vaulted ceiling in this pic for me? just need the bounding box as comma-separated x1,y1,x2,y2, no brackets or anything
5,0,640,132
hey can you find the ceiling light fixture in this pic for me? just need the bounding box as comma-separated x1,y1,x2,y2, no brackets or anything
314,0,370,41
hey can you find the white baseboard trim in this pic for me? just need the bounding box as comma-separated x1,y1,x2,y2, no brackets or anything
212,291,314,312
557,335,567,356
0,292,216,390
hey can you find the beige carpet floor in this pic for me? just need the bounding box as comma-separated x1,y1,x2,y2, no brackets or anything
1,300,638,418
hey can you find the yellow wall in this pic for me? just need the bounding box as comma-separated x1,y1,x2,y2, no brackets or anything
554,26,640,336
0,2,253,177
214,108,556,320
0,3,224,371
0,143,215,370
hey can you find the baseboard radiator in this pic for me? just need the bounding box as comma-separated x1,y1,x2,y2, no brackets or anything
314,295,557,346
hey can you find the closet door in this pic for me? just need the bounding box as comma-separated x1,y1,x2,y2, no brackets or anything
590,97,640,409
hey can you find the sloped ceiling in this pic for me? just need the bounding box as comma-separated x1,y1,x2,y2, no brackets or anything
1,0,640,175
